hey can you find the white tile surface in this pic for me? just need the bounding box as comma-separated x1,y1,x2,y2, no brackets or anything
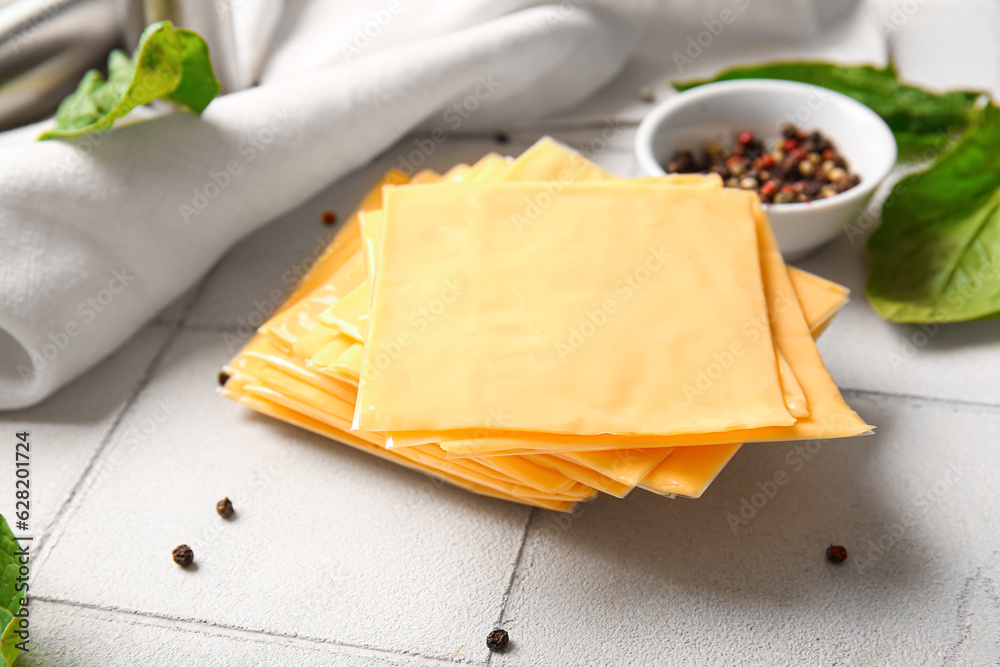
21,600,461,667
493,392,1000,667
32,329,530,663
0,325,172,539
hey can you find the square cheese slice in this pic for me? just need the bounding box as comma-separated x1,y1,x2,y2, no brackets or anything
355,181,794,436
431,187,869,454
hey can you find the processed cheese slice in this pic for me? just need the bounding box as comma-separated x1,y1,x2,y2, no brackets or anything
506,140,806,421
776,351,809,418
470,153,511,182
292,323,353,365
559,448,672,486
227,362,595,506
787,266,850,337
243,383,596,504
525,454,633,498
264,251,367,352
275,170,409,316
318,282,370,342
252,254,841,500
308,339,361,386
359,210,383,280
220,383,578,511
242,349,358,406
494,139,805,421
356,182,793,436
639,291,840,498
497,137,614,182
231,338,601,502
430,188,870,454
354,141,855,496
476,455,580,495
358,141,809,444
639,443,742,498
317,342,364,384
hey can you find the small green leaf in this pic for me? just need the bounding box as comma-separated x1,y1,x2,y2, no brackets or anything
163,28,221,113
38,21,220,140
0,515,26,666
867,103,1000,322
675,62,981,157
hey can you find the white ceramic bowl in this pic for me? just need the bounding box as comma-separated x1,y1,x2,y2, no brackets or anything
635,79,897,260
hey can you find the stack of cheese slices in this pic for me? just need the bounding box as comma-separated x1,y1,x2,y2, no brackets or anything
220,138,870,512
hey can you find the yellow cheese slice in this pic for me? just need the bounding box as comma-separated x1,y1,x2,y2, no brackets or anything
477,455,580,495
363,141,856,499
443,164,472,181
231,337,601,502
292,323,353,365
776,351,809,418
524,454,632,498
499,140,805,421
504,140,805,425
314,342,364,384
411,169,443,185
276,170,409,316
252,368,369,437
558,448,673,486
263,251,367,352
355,141,844,495
497,137,614,182
374,138,808,445
470,153,511,182
787,266,850,337
370,271,846,499
318,282,370,343
359,210,383,280
640,277,839,499
228,364,594,504
413,186,868,454
307,339,360,386
242,351,358,407
360,142,811,444
639,443,742,498
220,383,577,511
357,181,793,436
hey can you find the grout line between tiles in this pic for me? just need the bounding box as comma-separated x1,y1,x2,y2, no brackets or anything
485,508,535,666
32,273,216,575
32,597,474,666
29,331,176,570
840,386,1000,412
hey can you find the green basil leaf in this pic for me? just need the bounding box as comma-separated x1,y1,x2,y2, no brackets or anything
0,515,26,667
867,103,1000,322
163,28,222,113
38,21,220,140
675,62,981,157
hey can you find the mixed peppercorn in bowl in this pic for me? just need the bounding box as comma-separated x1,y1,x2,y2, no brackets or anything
663,124,861,204
635,79,897,258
